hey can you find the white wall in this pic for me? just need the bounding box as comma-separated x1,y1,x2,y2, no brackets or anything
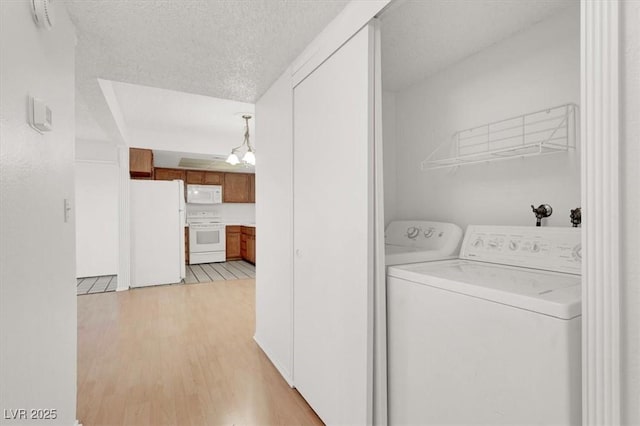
0,2,77,425
382,91,397,226
186,202,255,224
127,127,244,156
391,6,580,229
75,162,119,277
75,139,118,162
620,0,640,423
254,70,294,383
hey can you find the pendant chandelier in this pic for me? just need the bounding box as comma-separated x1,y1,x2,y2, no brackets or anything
226,115,255,166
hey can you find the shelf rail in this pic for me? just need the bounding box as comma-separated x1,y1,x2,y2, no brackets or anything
421,103,578,170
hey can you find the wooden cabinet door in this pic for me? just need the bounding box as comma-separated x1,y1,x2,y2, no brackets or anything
154,168,185,181
240,232,248,259
239,227,256,264
226,226,242,260
224,173,251,203
185,227,189,264
129,148,153,178
186,170,205,184
249,174,256,203
203,172,224,185
247,235,256,264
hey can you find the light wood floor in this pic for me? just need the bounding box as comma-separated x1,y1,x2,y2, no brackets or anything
78,279,323,426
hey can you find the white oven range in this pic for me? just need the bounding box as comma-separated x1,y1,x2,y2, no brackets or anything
187,212,226,264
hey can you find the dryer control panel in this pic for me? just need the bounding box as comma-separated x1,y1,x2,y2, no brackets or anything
460,226,581,275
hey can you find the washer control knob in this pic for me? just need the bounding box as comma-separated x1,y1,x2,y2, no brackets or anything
406,227,420,240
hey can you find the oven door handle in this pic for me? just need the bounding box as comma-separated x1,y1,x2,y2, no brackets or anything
190,224,224,230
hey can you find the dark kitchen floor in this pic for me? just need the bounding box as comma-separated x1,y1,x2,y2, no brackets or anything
185,260,255,283
77,261,255,295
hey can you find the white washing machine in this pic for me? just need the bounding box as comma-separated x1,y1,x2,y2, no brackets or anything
385,221,463,266
387,225,582,426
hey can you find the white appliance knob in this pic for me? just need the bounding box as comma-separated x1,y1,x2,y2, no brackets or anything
406,227,420,240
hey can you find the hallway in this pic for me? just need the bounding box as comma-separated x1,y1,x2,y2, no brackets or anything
77,279,322,425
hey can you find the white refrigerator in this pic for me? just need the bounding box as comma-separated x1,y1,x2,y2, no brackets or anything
130,179,186,287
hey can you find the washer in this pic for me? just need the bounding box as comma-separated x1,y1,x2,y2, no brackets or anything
387,225,582,426
385,220,463,266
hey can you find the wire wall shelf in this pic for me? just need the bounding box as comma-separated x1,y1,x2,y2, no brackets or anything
421,103,578,171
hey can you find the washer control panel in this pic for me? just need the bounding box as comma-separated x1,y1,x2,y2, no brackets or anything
460,226,581,275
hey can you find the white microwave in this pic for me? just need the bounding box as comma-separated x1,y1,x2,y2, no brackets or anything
187,184,222,204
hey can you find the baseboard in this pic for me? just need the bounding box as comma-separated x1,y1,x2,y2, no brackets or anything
253,335,294,387
115,286,128,292
74,420,83,426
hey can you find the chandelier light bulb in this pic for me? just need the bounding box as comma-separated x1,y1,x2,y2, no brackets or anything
243,150,255,165
226,152,240,165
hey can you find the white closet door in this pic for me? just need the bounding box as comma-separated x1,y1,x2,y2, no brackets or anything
293,25,375,425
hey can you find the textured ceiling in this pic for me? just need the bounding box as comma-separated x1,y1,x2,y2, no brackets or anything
65,0,348,145
66,0,348,103
381,0,577,92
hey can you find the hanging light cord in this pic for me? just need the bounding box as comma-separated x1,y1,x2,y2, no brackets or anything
230,115,253,154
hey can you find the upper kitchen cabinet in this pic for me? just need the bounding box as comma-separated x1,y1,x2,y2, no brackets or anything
203,172,224,185
154,168,186,181
129,148,153,179
186,170,224,185
186,170,205,184
224,172,251,203
249,174,256,203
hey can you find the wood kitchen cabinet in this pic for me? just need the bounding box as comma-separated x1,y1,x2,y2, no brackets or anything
249,174,255,203
246,232,256,264
224,173,251,203
129,148,153,179
132,153,256,204
154,168,186,181
203,172,224,185
186,170,206,184
186,170,224,185
226,226,242,260
185,227,189,265
240,226,256,264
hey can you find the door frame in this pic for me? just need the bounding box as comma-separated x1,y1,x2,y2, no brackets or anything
580,0,621,424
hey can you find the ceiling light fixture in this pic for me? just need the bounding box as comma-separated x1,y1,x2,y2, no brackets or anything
226,115,255,166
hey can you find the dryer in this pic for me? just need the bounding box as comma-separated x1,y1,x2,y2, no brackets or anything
387,225,582,425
